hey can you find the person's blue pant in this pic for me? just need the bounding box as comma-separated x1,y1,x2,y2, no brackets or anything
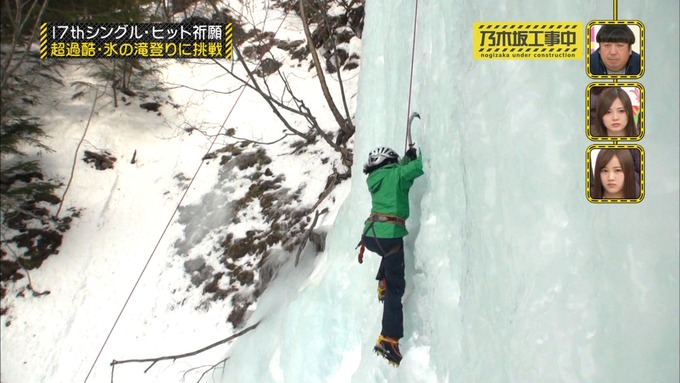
362,235,405,340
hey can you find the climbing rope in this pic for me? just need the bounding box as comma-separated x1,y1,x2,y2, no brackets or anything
404,0,420,155
82,8,291,383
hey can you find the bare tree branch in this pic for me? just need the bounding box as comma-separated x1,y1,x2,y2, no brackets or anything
206,0,355,158
163,82,246,96
229,45,313,141
56,87,102,218
317,0,354,126
1,0,50,90
207,57,307,131
295,209,322,266
110,320,260,374
278,72,337,148
193,357,230,383
298,0,355,141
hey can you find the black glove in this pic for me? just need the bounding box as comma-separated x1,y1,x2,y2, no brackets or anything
405,146,417,160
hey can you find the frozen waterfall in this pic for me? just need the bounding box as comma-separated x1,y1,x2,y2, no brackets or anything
213,1,679,382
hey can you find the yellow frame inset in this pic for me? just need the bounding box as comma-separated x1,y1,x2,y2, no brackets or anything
586,20,645,79
586,144,645,203
473,22,583,61
585,82,645,141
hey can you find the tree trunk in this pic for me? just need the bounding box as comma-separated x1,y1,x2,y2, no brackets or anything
299,0,355,142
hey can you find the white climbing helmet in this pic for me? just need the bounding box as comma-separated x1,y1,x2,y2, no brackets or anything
363,147,399,174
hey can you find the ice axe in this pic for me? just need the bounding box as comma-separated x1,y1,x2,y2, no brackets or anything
404,111,420,155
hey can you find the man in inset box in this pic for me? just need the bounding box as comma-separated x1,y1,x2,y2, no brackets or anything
590,24,641,75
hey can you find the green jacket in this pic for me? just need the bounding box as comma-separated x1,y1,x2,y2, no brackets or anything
363,152,424,238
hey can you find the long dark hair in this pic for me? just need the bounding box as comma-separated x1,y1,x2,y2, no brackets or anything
591,149,638,199
593,87,638,137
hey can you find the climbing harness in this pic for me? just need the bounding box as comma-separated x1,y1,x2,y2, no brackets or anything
368,212,406,226
356,213,405,264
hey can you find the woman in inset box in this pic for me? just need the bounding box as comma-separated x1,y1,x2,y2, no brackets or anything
591,87,641,182
592,87,639,138
591,149,640,199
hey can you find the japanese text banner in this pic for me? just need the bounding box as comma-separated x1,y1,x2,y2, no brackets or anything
40,22,233,59
473,22,583,60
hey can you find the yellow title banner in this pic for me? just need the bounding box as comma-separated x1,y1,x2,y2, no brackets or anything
39,22,233,59
473,22,583,60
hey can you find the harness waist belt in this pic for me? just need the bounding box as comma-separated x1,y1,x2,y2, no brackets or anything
368,212,406,226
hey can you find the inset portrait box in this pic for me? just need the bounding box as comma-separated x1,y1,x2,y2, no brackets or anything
586,20,645,79
586,144,645,203
586,83,645,141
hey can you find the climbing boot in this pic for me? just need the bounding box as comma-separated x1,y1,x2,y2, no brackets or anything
373,334,402,367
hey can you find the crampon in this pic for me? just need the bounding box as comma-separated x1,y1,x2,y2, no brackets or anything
373,335,402,367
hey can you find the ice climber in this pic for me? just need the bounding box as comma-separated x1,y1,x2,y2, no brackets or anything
357,145,424,367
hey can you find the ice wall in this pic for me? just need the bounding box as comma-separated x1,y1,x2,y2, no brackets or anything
407,1,679,382
216,1,679,382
